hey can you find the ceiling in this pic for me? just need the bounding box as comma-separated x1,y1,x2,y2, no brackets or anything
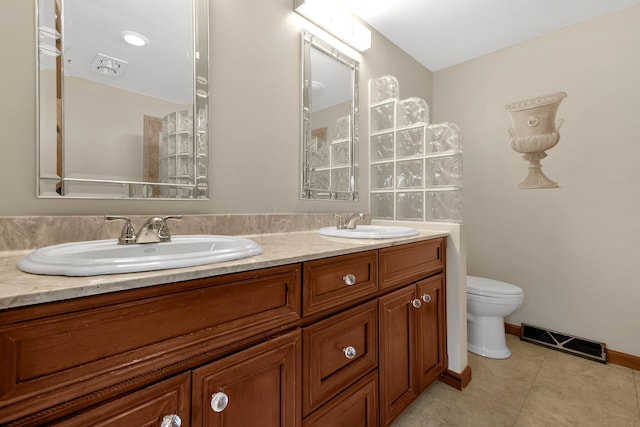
340,0,640,71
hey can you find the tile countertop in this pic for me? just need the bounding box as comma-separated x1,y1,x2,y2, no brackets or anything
0,230,448,310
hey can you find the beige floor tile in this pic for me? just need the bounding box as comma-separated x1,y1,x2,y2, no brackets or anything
514,350,640,426
392,336,640,427
392,336,542,427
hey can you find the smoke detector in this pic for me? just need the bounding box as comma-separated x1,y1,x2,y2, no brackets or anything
91,53,128,78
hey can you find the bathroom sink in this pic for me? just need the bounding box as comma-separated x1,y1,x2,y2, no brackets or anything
317,225,419,239
17,235,263,276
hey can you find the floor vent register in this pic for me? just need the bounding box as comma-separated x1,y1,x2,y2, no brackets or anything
520,323,606,363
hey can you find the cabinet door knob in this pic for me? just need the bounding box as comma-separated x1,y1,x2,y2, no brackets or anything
411,298,422,308
343,345,357,359
343,274,356,286
422,294,432,303
160,414,182,427
211,391,229,413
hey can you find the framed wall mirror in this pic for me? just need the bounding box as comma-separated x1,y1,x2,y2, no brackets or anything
301,31,359,200
36,0,209,199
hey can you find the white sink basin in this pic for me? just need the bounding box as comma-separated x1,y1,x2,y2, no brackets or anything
317,225,419,239
17,235,263,276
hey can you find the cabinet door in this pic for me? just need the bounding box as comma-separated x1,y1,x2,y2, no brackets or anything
415,274,447,392
191,329,301,427
52,372,191,427
378,285,418,427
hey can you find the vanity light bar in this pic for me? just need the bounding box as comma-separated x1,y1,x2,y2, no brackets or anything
294,0,372,52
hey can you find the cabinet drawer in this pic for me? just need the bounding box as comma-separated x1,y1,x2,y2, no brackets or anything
52,372,191,427
303,251,378,317
0,264,300,424
303,300,378,415
303,371,378,427
379,238,444,290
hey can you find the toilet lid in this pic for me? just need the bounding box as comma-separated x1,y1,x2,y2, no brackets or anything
466,276,524,297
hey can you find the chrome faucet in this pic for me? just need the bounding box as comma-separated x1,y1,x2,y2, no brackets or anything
105,215,182,245
335,213,365,230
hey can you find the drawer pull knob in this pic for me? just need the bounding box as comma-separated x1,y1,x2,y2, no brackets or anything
411,298,422,309
211,392,229,412
343,346,357,359
422,294,432,303
343,274,356,286
160,415,182,427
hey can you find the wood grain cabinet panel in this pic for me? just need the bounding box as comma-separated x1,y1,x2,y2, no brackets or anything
379,274,447,427
302,371,378,427
302,300,378,415
51,372,191,427
416,275,447,392
191,329,301,427
303,251,378,317
379,238,444,290
0,265,300,425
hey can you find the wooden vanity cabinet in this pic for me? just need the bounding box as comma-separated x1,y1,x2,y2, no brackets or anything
1,236,447,426
379,274,447,426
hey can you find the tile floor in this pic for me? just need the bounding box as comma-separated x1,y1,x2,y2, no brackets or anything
392,335,640,426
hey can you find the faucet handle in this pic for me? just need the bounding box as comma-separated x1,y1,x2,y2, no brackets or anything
335,214,346,230
158,215,183,241
105,216,137,245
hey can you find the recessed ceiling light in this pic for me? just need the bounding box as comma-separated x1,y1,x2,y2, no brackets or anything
121,31,149,47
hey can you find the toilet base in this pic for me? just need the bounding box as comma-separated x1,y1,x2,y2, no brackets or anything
467,315,512,359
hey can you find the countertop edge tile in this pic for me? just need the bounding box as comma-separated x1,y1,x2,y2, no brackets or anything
0,230,448,310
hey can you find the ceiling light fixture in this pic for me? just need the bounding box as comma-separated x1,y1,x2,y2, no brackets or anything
294,0,371,52
121,31,149,47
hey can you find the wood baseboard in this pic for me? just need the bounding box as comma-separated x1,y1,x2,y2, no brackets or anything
504,322,521,337
439,365,472,390
605,349,640,371
504,322,640,370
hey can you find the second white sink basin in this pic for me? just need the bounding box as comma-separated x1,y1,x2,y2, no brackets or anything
318,225,419,239
17,235,263,276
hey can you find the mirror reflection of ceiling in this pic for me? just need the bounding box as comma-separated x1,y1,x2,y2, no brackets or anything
339,0,640,71
310,48,352,112
63,0,193,104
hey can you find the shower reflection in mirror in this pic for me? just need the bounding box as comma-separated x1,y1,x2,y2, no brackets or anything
36,0,209,199
301,31,359,201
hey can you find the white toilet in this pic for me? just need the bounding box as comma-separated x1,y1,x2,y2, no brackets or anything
466,276,524,359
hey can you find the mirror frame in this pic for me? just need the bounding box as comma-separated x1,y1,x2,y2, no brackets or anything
35,0,210,199
300,31,359,201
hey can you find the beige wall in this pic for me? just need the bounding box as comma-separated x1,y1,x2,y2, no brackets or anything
0,0,432,215
433,4,640,356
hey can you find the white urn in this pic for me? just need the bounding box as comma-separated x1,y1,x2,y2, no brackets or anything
506,92,567,189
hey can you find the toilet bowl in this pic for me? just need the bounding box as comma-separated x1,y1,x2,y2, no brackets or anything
466,276,524,359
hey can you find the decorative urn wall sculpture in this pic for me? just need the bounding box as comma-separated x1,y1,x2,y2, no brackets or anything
506,92,567,189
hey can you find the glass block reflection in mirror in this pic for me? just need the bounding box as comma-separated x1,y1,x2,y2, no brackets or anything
331,141,350,167
397,192,424,221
